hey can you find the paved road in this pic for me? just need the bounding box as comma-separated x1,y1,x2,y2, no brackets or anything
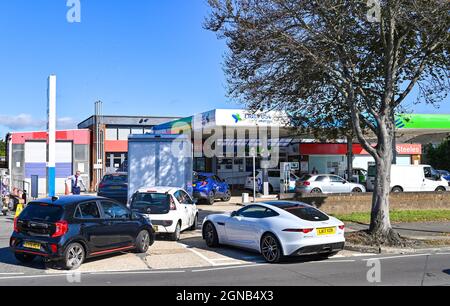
0,252,448,286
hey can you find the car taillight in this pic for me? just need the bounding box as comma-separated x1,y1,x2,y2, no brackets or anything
303,181,311,186
339,225,345,230
283,228,314,234
52,220,69,238
13,217,18,233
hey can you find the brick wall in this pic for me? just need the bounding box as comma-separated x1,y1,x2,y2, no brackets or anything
279,192,450,214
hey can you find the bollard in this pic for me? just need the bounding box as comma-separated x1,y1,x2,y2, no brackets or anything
242,193,249,204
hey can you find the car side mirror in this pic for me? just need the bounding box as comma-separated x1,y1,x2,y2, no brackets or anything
231,211,238,218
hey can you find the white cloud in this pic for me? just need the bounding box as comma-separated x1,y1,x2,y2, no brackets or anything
0,114,77,131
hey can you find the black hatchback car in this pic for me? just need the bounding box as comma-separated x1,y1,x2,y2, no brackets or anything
10,196,155,270
97,173,128,204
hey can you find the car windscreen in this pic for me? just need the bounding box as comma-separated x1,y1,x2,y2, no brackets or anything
283,205,329,222
102,175,127,183
130,193,170,214
194,174,208,182
19,203,64,222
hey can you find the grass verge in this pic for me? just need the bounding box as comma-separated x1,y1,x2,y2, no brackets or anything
333,210,450,224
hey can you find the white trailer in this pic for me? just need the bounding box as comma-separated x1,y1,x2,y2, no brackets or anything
127,134,193,201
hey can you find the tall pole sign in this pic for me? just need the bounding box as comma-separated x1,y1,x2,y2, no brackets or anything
47,75,57,197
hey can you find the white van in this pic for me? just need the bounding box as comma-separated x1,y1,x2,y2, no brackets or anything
245,170,299,193
367,164,449,192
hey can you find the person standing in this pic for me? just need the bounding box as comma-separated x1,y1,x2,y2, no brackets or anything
69,171,87,195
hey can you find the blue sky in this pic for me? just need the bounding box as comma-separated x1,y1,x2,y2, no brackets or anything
0,0,447,138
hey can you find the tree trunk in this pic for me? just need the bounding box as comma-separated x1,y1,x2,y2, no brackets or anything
369,126,402,245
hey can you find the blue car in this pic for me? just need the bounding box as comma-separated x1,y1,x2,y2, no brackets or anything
97,173,128,204
193,172,231,205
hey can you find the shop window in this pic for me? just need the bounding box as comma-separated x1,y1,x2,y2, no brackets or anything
131,128,143,135
105,128,118,141
118,128,131,140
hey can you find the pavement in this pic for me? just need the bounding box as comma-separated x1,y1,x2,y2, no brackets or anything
0,201,449,286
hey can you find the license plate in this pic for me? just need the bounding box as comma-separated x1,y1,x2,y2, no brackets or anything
317,227,336,236
23,242,41,250
152,225,159,232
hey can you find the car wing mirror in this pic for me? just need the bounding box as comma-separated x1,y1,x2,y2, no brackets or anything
231,211,238,218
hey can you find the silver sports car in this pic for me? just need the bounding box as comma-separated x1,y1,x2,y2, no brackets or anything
202,201,345,263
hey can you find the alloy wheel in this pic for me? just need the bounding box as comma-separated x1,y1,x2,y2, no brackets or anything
67,244,84,269
261,235,279,262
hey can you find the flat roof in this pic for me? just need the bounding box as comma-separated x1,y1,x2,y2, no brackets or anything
77,115,181,129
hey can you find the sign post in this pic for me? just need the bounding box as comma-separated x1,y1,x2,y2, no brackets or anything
47,75,57,197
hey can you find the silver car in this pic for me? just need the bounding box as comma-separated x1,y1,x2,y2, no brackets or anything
296,174,366,194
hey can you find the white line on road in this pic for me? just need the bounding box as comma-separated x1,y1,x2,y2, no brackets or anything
310,260,356,263
362,254,432,261
192,263,268,273
178,243,223,266
89,270,186,276
0,273,25,276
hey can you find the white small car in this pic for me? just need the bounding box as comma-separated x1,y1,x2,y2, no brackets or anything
129,187,198,241
202,201,345,263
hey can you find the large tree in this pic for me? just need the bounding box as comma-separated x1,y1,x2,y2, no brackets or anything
206,0,450,244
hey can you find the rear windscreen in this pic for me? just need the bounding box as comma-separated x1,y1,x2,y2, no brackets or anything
103,175,127,183
299,175,312,181
131,193,170,214
19,204,64,222
283,205,329,221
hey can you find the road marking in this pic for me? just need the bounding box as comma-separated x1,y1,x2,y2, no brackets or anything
0,273,25,276
311,260,356,263
90,270,186,276
178,243,223,266
192,263,268,273
362,254,432,261
0,274,65,281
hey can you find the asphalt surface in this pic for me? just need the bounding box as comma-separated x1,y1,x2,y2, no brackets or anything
1,207,449,286
0,252,448,286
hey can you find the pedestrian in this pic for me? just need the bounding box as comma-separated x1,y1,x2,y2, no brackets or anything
311,167,319,175
68,171,87,195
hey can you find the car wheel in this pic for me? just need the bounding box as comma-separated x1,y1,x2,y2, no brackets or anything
203,222,219,247
61,242,85,270
221,190,231,202
15,253,36,263
435,187,446,192
260,233,282,263
352,187,363,193
311,188,322,194
190,214,198,231
391,186,403,193
136,230,151,253
207,191,215,205
171,222,181,241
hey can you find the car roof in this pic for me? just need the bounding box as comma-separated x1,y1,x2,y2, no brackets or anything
196,172,214,177
258,201,314,209
29,195,106,206
136,186,180,194
104,172,127,176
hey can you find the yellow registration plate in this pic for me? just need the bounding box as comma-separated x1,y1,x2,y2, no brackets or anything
152,225,159,232
317,227,336,236
23,242,41,250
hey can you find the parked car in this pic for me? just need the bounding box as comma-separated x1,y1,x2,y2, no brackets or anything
10,196,155,270
296,174,366,194
436,170,450,182
366,164,449,192
193,172,231,205
98,172,128,204
202,201,345,263
245,170,299,194
129,187,198,241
